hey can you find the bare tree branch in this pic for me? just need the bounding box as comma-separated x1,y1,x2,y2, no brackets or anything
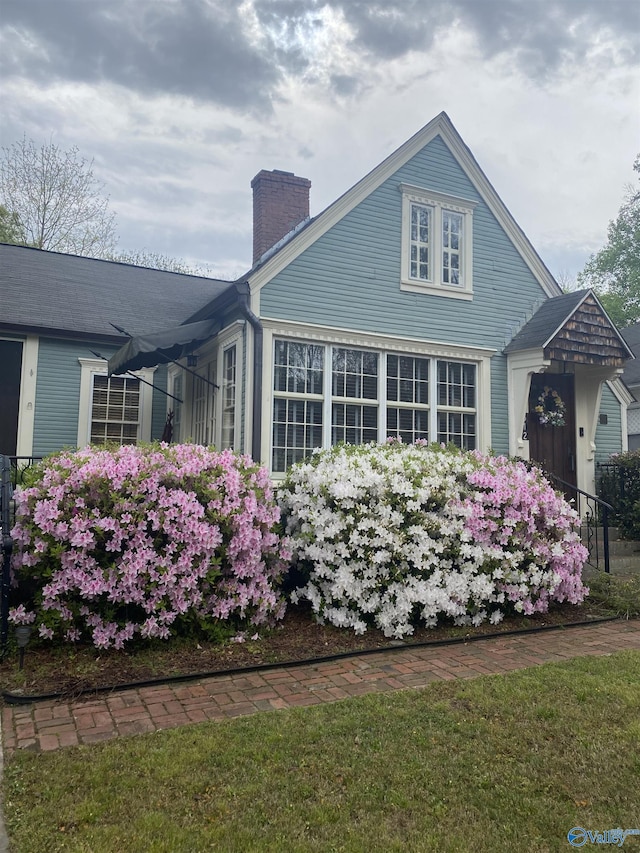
0,136,118,257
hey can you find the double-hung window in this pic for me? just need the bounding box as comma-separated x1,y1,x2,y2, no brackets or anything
271,340,479,473
331,348,379,445
386,355,430,443
90,375,140,445
272,341,324,471
436,360,476,449
221,345,237,450
77,358,155,448
401,184,476,298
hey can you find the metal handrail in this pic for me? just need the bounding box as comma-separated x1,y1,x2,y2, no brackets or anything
1,454,13,656
545,472,612,574
8,455,44,488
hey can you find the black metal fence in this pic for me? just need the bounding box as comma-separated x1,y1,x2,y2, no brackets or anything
1,454,14,656
597,461,640,541
1,455,43,656
8,455,44,488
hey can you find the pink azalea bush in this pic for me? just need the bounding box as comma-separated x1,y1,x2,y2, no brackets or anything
279,441,589,638
10,444,289,648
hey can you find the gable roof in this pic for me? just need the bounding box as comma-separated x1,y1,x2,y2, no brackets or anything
504,289,634,365
245,111,562,299
0,243,234,342
621,322,640,386
504,290,588,352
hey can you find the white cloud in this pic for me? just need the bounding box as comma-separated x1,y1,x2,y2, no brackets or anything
0,0,638,281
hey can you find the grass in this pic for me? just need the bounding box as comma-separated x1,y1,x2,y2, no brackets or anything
585,572,640,619
4,651,640,853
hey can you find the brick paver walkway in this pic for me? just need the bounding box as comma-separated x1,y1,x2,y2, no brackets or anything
3,619,640,756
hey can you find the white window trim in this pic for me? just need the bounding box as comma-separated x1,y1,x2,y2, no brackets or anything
167,364,184,444
216,326,244,451
262,320,493,476
13,336,39,457
77,358,155,448
399,183,476,299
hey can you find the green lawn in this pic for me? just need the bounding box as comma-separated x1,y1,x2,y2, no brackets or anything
4,651,640,853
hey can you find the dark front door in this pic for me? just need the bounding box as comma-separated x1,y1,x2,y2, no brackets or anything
0,340,23,455
527,373,576,492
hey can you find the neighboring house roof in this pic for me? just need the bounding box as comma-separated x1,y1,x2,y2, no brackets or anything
245,111,563,301
504,289,634,364
621,322,640,388
0,243,234,342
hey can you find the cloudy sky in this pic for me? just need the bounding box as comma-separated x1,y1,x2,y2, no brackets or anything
1,0,638,282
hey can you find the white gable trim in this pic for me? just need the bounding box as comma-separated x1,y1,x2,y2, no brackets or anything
248,112,562,299
608,375,634,408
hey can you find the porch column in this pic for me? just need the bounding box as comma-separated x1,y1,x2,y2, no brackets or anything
574,365,624,495
506,349,550,459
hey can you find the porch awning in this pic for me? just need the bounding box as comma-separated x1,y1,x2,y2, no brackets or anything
107,319,218,375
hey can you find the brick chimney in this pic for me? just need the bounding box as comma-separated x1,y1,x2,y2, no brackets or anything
251,169,311,264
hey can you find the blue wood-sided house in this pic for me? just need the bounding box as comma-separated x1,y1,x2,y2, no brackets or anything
1,112,634,498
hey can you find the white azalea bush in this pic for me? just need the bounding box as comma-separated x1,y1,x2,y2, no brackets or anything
279,441,589,638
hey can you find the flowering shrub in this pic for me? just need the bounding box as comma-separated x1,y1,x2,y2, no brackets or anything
10,444,289,648
279,441,588,638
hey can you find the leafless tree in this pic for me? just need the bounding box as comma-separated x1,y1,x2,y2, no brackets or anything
0,136,117,257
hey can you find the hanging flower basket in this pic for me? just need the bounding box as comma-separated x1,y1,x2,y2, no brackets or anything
534,385,566,427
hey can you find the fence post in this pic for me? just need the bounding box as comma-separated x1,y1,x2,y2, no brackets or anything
602,502,611,574
1,454,13,657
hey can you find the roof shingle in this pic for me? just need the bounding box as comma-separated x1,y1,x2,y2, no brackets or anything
0,243,233,340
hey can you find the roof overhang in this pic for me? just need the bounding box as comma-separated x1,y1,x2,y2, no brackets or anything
108,318,218,375
505,290,635,366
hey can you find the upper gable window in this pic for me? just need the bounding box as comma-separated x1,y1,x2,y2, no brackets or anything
400,184,476,300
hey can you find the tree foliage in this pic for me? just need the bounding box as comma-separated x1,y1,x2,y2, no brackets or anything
578,156,640,328
0,136,117,257
106,249,214,277
0,203,22,244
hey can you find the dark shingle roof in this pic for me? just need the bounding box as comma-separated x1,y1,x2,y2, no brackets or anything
621,323,640,387
0,243,234,341
504,290,589,353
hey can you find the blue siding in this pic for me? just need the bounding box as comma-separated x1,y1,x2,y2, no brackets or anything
33,339,117,456
595,384,623,466
259,134,549,456
259,135,548,350
33,337,169,456
489,354,509,454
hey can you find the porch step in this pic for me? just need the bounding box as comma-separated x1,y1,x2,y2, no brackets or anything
584,554,640,578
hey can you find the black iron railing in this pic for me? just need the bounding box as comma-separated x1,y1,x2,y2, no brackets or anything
1,455,44,656
1,454,14,656
597,460,640,541
546,472,611,573
9,455,44,488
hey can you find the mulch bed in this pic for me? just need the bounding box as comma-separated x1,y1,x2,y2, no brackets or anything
0,600,616,701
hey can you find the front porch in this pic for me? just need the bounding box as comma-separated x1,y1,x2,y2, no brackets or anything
506,290,634,497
